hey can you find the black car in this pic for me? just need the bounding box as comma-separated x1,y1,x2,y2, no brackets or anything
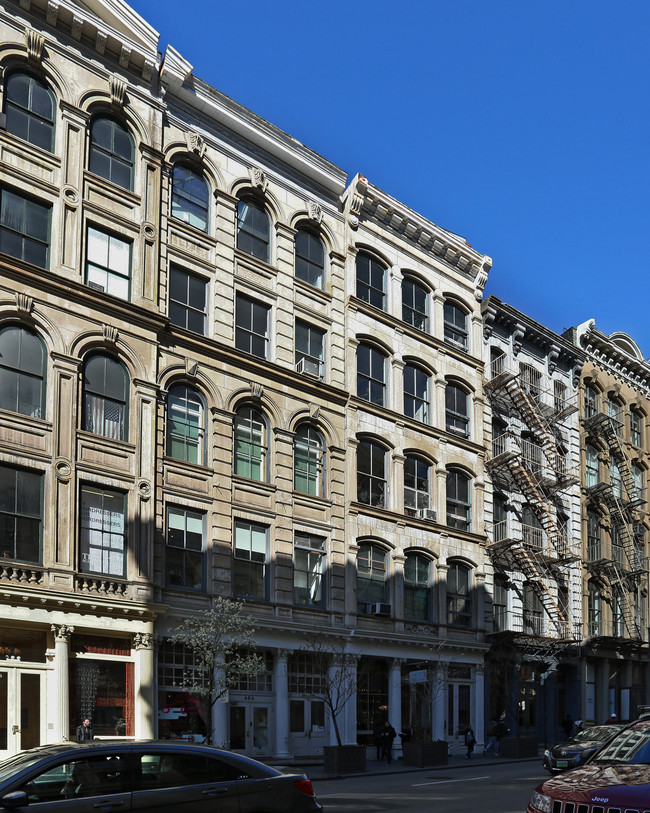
541,724,623,773
0,740,322,812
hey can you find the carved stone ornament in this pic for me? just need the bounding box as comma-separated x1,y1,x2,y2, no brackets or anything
25,28,45,64
473,255,492,301
103,324,119,345
71,15,83,41
348,175,367,228
138,480,151,500
310,405,320,421
512,323,526,356
185,131,206,157
142,60,154,82
251,382,264,400
54,459,72,481
186,359,199,378
20,0,31,10
119,45,131,70
51,624,74,641
134,633,155,650
306,200,323,224
249,167,268,192
46,1,59,27
16,292,34,314
95,30,107,55
109,75,127,109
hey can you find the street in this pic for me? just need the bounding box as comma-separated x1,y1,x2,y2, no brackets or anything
311,760,543,812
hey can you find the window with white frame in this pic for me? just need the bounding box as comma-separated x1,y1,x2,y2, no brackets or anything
404,552,430,621
89,116,134,190
584,384,599,419
294,532,325,607
169,265,207,334
445,383,469,438
233,520,267,600
446,562,472,626
587,581,602,636
587,510,601,562
171,164,209,231
86,226,131,300
79,485,126,578
585,443,599,488
167,385,205,465
404,364,429,422
446,470,471,530
493,576,508,632
631,409,643,447
402,277,428,331
4,70,55,151
295,320,324,378
357,543,387,613
295,228,325,288
235,294,269,359
294,425,325,496
166,506,204,590
357,440,387,508
443,301,468,351
233,405,267,481
236,198,270,262
404,455,431,516
356,252,385,310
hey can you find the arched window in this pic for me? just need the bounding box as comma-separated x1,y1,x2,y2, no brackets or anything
4,71,55,151
0,325,45,418
357,343,386,406
446,470,471,530
445,383,469,438
584,383,599,419
610,458,623,498
447,561,472,627
357,440,387,508
587,510,601,562
630,408,644,447
404,455,431,516
82,355,128,440
237,198,270,262
171,164,209,230
402,277,428,331
404,365,429,422
404,553,431,621
443,301,468,351
607,395,623,436
295,228,324,288
233,405,267,481
167,385,205,465
89,116,134,190
356,252,385,310
294,425,325,496
587,580,601,636
357,543,388,613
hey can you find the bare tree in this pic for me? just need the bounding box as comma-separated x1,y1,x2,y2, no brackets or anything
168,597,264,745
403,642,447,741
300,632,358,747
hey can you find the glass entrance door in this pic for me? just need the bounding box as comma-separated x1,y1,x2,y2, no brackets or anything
0,669,42,758
228,704,272,757
289,699,325,757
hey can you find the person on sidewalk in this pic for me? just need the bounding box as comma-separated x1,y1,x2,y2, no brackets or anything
373,720,384,760
495,719,508,756
76,718,94,742
380,721,397,764
484,720,498,756
464,725,476,759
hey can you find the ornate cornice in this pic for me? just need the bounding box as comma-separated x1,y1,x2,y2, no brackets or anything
576,319,650,395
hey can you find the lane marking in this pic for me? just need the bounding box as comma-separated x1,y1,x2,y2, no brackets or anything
413,775,490,787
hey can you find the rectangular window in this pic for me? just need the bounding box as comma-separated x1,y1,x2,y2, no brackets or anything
166,506,205,590
79,485,126,578
295,321,324,378
0,187,50,268
70,659,134,737
294,533,325,607
631,410,643,447
169,265,207,334
233,520,267,600
86,226,131,301
235,294,269,359
0,464,42,563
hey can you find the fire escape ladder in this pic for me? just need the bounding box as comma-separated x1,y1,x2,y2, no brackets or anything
506,457,567,558
509,544,570,638
610,563,641,639
589,483,639,573
588,414,638,503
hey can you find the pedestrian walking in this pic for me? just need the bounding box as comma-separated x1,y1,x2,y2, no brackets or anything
484,720,498,755
373,720,384,760
495,719,508,756
76,717,94,742
380,721,397,764
464,725,476,759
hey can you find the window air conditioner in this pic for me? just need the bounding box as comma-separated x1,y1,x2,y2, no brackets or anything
368,603,391,616
296,357,320,378
415,508,437,521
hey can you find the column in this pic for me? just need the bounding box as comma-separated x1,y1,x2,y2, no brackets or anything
433,663,447,741
51,624,74,741
474,664,485,747
134,633,155,739
274,650,291,758
388,659,403,755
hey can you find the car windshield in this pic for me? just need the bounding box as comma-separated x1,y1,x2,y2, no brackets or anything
592,721,650,765
574,725,620,743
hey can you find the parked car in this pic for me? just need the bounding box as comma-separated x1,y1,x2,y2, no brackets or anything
542,724,623,773
0,740,322,812
528,718,650,813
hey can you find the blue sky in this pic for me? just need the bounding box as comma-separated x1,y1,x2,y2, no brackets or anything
130,0,650,355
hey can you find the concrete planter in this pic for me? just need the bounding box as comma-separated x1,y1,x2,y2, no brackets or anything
323,744,367,774
499,736,538,758
401,741,449,767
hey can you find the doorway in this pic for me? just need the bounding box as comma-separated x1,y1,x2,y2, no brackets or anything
289,699,325,756
0,669,43,758
229,703,272,757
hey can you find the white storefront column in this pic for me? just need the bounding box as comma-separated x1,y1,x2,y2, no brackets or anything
433,663,447,741
134,633,155,739
212,655,228,747
474,664,485,747
51,624,74,742
388,659,403,754
274,650,291,758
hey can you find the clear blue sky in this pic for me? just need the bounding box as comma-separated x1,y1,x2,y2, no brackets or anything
130,0,650,355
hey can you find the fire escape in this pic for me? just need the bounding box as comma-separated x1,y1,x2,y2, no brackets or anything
583,399,646,641
485,354,580,652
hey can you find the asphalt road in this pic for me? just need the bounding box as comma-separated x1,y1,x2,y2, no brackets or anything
311,760,544,812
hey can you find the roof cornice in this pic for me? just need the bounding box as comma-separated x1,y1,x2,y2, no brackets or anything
575,319,650,393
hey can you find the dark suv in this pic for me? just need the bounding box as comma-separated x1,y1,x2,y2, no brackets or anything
528,718,650,813
0,740,322,812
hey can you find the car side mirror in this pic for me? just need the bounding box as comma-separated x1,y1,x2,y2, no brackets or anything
1,791,29,809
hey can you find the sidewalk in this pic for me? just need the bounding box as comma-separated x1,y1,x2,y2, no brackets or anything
267,751,543,781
